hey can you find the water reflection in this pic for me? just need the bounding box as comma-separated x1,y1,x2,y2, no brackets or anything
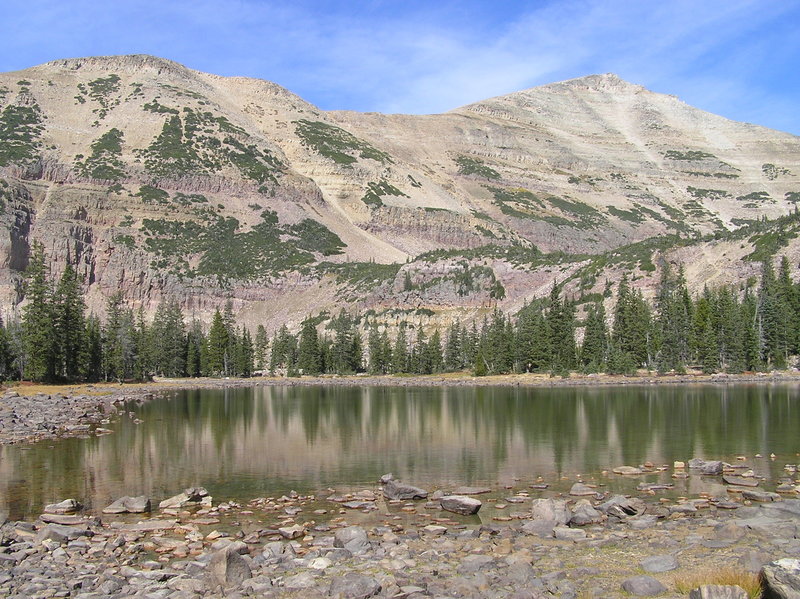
0,384,796,519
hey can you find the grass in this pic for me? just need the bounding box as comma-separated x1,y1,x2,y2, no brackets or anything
670,566,762,599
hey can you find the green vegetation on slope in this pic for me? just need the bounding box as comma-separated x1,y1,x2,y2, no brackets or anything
0,92,44,167
361,180,408,208
74,128,126,180
294,119,392,166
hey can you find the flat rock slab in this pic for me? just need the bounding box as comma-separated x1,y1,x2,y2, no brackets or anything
742,490,781,502
44,498,81,514
641,554,679,573
622,576,668,596
614,466,643,475
329,572,382,599
103,495,151,514
723,475,760,487
110,519,177,532
39,513,95,525
451,486,492,495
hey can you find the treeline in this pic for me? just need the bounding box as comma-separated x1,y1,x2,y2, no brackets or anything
2,242,799,383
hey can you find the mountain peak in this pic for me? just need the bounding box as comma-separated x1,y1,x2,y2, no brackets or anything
33,54,194,78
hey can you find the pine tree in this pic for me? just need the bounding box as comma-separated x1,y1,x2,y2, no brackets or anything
254,324,268,371
52,264,86,381
103,293,136,381
444,320,463,371
21,242,55,381
84,314,103,382
298,318,322,375
580,302,608,372
391,323,409,373
205,309,229,376
655,262,691,373
186,319,204,377
0,314,16,381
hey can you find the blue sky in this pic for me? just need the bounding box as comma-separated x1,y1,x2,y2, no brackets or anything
2,0,799,134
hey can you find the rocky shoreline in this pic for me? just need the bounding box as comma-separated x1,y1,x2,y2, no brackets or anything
1,465,799,598
2,371,800,446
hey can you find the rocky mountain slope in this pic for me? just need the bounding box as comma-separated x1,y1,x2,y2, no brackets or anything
1,54,799,331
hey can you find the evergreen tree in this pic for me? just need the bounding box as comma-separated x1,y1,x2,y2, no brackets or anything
21,242,55,382
52,264,86,381
655,262,691,373
298,318,322,375
84,314,103,382
151,299,186,377
612,275,652,369
185,319,204,377
546,286,576,374
236,326,254,376
444,320,463,371
205,309,229,376
580,302,608,371
391,323,409,373
0,314,16,381
254,324,268,371
103,293,136,381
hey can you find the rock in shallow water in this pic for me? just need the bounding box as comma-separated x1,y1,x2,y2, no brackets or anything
440,495,482,515
382,479,428,500
44,499,81,514
103,495,151,514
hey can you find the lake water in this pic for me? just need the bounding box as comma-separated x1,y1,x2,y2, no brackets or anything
0,383,797,520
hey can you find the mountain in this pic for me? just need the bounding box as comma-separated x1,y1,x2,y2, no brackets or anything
1,55,799,331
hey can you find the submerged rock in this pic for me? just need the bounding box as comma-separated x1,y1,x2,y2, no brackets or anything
159,486,212,509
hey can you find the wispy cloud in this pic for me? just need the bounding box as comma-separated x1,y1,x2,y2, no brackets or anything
0,0,798,133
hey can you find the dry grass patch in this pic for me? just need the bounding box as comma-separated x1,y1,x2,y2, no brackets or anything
671,566,762,599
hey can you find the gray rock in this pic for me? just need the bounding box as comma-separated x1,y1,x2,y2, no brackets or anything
569,483,596,496
531,498,571,525
329,572,382,599
278,524,305,539
44,499,81,514
742,490,781,502
621,575,667,596
283,571,317,590
440,495,482,515
599,495,647,518
761,558,800,599
570,499,605,526
457,554,496,573
554,526,586,541
452,486,492,495
723,476,760,488
701,461,724,475
628,515,660,530
334,526,370,555
206,546,252,589
379,473,394,484
669,503,698,514
689,585,749,599
382,479,428,500
35,523,92,544
640,554,679,573
102,495,151,514
714,522,746,542
522,519,556,538
613,466,643,475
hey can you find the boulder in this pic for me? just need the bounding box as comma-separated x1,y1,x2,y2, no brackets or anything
159,487,212,509
103,496,151,514
334,525,369,555
207,545,252,588
621,576,667,596
278,524,305,540
35,523,93,544
569,483,596,496
379,473,394,484
570,499,605,526
329,572,381,599
530,498,571,525
689,585,749,599
382,479,428,500
440,495,482,516
554,526,587,541
640,554,679,573
760,558,800,599
599,495,646,518
689,459,724,475
521,519,557,538
44,499,81,514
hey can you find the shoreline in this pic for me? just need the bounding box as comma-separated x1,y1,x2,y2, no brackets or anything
1,370,800,446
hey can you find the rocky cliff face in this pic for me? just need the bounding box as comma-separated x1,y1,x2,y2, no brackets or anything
1,55,799,331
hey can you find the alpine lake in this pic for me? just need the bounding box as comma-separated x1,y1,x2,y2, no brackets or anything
0,383,798,527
